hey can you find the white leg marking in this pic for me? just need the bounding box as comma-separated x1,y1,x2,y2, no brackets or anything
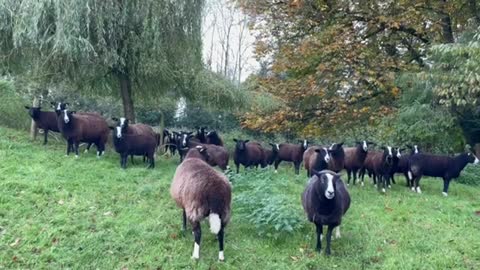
75,155,79,158
274,170,278,174
382,188,386,193
374,184,377,188
335,227,341,239
388,185,392,189
320,234,323,241
192,242,200,259
84,149,89,153
361,181,364,187
442,192,448,197
411,187,416,192
416,187,422,194
219,251,225,261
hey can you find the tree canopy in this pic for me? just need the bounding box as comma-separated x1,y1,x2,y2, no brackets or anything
0,0,205,121
237,0,480,137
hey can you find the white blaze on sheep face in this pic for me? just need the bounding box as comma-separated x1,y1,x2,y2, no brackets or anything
57,103,62,111
275,144,280,151
303,140,308,149
182,134,188,147
414,145,419,154
323,148,331,163
324,173,335,199
329,143,335,150
63,109,70,124
116,126,122,138
120,117,126,127
396,148,402,158
362,141,368,152
387,146,393,157
474,154,479,164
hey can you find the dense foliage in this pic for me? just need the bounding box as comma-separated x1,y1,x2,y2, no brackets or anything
237,0,480,147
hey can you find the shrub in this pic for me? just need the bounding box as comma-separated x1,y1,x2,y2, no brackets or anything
229,169,305,238
0,79,30,130
457,165,480,186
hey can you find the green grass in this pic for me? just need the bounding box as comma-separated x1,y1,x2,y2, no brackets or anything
1,126,480,269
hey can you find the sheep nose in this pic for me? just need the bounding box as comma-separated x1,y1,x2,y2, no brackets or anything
328,191,334,196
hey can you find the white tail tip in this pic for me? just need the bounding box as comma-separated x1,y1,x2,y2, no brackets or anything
209,213,221,234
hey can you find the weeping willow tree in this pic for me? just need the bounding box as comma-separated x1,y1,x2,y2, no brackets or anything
0,0,204,122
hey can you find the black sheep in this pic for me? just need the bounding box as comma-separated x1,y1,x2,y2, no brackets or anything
274,140,309,175
233,139,266,173
57,109,109,157
408,151,479,196
302,170,350,255
206,130,224,146
111,117,157,169
24,106,60,145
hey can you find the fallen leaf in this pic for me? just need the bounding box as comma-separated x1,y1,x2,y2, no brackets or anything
10,238,21,247
103,211,113,216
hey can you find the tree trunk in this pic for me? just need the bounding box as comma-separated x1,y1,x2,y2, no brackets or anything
118,71,136,123
30,97,39,140
440,0,455,43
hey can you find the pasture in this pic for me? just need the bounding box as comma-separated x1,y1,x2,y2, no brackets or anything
1,126,480,269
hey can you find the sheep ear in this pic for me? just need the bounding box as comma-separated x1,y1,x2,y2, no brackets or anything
25,106,31,109
50,101,56,106
109,126,115,130
399,148,405,152
112,117,119,122
244,140,250,143
311,169,320,177
269,143,275,147
380,146,386,150
355,141,361,145
65,102,70,106
233,138,237,142
314,148,321,153
71,110,76,114
338,142,344,147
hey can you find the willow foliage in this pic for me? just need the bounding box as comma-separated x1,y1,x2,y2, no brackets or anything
0,0,204,98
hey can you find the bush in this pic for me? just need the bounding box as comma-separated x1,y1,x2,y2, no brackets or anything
229,169,305,238
0,79,30,130
457,165,480,186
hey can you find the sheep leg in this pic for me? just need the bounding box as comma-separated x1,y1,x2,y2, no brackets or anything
235,163,240,174
74,142,80,158
121,154,128,169
130,155,135,165
148,153,155,169
217,226,225,261
442,178,450,196
274,160,280,173
43,129,48,145
181,209,187,235
325,225,334,255
404,172,410,187
191,222,202,260
390,175,396,185
414,176,422,194
353,169,359,186
315,223,323,252
359,168,365,183
346,170,351,185
294,162,300,175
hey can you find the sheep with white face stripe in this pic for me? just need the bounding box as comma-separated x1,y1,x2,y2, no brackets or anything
302,170,350,255
343,141,375,186
170,146,232,261
408,150,479,196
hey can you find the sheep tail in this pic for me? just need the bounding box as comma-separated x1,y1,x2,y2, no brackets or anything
208,213,221,234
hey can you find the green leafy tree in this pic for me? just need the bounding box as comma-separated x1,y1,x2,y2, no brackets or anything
0,0,204,122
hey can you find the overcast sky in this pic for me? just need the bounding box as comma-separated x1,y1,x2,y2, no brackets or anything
201,0,259,82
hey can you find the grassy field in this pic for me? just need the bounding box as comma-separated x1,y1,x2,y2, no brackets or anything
1,126,480,269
